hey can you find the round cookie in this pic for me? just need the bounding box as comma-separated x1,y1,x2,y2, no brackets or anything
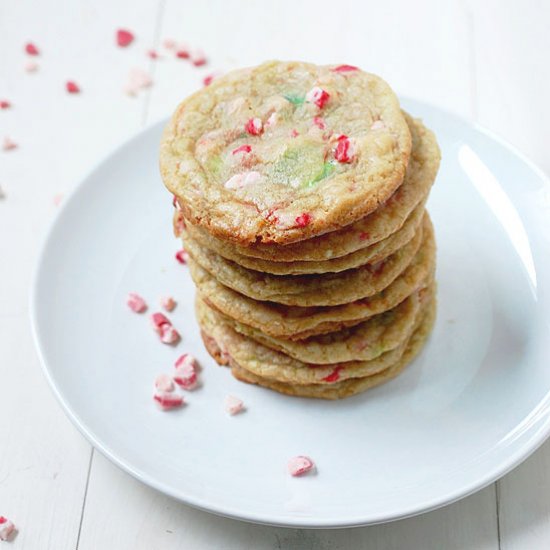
161,60,412,245
215,290,422,364
183,215,428,307
191,221,435,339
182,201,425,275
179,112,439,261
198,287,436,395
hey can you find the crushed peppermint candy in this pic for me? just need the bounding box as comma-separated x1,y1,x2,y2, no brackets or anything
322,366,343,383
202,74,216,87
0,101,11,109
66,81,81,94
155,374,175,392
2,138,17,151
0,516,16,541
25,42,39,55
191,50,207,66
150,311,170,330
175,249,189,264
162,38,177,50
124,68,153,96
176,46,190,59
224,395,244,415
334,135,355,163
174,354,198,390
288,456,315,477
290,129,299,138
265,112,278,127
332,64,359,72
245,117,263,136
232,144,252,155
161,296,177,312
154,391,184,410
306,86,330,108
358,231,370,241
147,49,159,59
116,29,135,47
127,292,147,313
371,120,385,130
224,171,261,189
295,212,312,228
53,193,64,206
24,60,39,73
313,116,326,130
150,312,180,344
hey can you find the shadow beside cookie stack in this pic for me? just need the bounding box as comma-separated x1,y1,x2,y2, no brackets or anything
160,61,440,400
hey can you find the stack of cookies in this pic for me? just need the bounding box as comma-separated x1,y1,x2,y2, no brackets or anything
160,61,440,400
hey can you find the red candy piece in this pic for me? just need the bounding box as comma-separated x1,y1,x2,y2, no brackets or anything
245,118,263,136
127,292,147,313
116,29,135,47
0,100,11,110
232,144,252,155
322,366,343,383
191,51,207,66
175,249,189,264
313,116,326,130
176,49,190,59
288,456,315,477
332,64,359,72
334,135,354,163
66,81,81,94
203,74,215,87
154,391,184,410
25,42,39,55
150,312,170,333
306,87,330,109
295,213,311,228
174,354,198,390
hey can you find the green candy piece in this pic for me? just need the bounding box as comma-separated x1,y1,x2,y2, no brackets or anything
284,93,306,106
205,154,222,176
268,142,326,188
307,161,336,187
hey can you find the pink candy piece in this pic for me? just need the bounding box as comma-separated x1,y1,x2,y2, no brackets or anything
176,48,190,59
66,81,81,94
161,296,177,312
24,60,39,73
288,456,315,477
150,312,170,333
127,292,147,313
174,354,198,390
160,324,180,345
313,116,326,130
175,249,189,264
245,117,263,136
0,100,11,109
25,42,39,55
295,212,312,228
334,135,354,163
116,29,135,47
2,137,17,151
332,64,358,72
203,74,215,87
232,144,252,155
306,86,330,109
265,112,278,128
0,516,16,541
155,374,175,392
154,391,184,410
191,50,207,67
147,49,159,59
224,171,261,189
224,395,244,415
290,129,299,138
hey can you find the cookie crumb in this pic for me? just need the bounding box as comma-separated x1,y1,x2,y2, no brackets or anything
288,456,315,477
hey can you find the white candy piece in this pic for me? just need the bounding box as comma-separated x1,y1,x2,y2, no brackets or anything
224,395,244,415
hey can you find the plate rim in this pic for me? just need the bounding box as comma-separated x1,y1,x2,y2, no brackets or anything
29,98,550,528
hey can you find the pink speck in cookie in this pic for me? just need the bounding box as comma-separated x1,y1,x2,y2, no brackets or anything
116,29,134,47
245,117,263,136
332,64,358,72
224,395,244,415
191,50,207,67
294,212,312,228
334,135,355,163
224,171,261,189
174,354,198,390
155,374,175,392
161,296,177,312
66,81,81,94
25,42,39,55
359,231,370,241
127,292,147,313
371,120,385,130
306,86,330,109
0,101,11,110
290,129,299,138
232,144,252,155
0,516,16,541
175,249,189,264
265,112,278,128
160,324,180,345
313,116,326,130
288,456,315,477
24,60,39,73
2,138,17,151
154,391,184,410
322,366,343,383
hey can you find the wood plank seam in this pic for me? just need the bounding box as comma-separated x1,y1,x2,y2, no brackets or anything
75,448,94,550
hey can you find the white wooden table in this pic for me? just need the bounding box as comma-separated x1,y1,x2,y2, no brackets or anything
1,1,549,548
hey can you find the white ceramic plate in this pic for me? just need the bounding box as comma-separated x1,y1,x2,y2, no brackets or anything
30,99,550,528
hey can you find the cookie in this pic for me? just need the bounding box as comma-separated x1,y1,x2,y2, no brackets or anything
183,214,428,307
191,220,435,340
198,285,436,393
179,112,439,261
181,201,425,275
160,61,412,245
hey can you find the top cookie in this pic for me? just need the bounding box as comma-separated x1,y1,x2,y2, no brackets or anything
160,61,411,245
